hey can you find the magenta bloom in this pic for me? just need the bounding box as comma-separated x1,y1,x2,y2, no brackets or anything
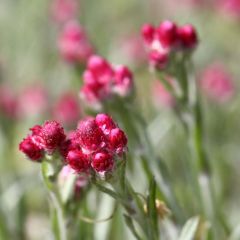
53,92,81,127
51,0,78,24
0,85,18,119
80,55,134,107
95,113,116,135
218,0,240,19
58,21,94,64
141,21,198,70
109,128,128,155
67,149,90,173
92,150,114,173
76,118,106,153
200,63,234,103
19,136,43,161
18,85,48,118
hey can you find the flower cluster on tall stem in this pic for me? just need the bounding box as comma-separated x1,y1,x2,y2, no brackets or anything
80,55,134,108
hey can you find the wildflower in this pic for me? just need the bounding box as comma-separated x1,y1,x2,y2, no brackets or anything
109,128,128,155
58,21,94,64
80,55,134,106
200,63,234,103
95,113,116,135
19,136,43,161
67,149,90,173
53,92,81,127
51,0,78,24
92,150,114,172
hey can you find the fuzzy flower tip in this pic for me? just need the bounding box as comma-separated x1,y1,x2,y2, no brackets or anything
80,55,134,107
141,21,198,70
64,114,127,174
19,120,66,161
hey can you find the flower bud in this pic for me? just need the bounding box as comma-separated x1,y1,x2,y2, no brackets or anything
141,23,155,45
40,121,66,151
149,49,169,69
109,128,128,154
67,149,90,173
156,20,177,48
77,118,106,153
92,150,114,172
19,136,43,161
95,113,116,135
177,24,198,49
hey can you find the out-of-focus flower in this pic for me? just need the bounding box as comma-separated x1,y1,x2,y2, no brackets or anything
152,79,175,108
218,0,240,19
58,21,94,64
53,92,81,127
51,0,78,24
200,63,234,103
80,55,134,107
141,21,198,70
0,85,18,119
18,85,48,118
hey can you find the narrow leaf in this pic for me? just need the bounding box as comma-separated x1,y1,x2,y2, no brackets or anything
179,216,200,240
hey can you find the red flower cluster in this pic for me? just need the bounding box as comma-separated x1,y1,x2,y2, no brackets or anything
64,114,128,173
80,55,133,107
141,21,198,69
58,21,94,64
19,121,66,161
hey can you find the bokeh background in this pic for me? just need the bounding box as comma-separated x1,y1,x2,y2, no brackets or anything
1,0,240,239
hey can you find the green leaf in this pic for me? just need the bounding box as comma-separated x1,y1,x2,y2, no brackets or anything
146,177,158,240
124,214,142,240
179,216,200,240
51,207,61,240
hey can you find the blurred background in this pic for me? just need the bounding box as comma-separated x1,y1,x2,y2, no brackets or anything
0,0,240,239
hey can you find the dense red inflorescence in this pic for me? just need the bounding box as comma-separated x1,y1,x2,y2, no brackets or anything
141,21,198,70
19,114,128,174
80,55,134,107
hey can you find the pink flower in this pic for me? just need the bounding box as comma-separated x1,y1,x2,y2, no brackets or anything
95,113,116,135
67,149,90,173
113,65,133,96
92,150,114,172
76,118,106,153
40,121,66,151
152,79,175,108
218,0,240,19
177,24,198,49
51,0,78,24
0,85,18,119
156,20,178,48
58,21,94,64
109,128,128,155
19,136,43,162
80,55,134,106
18,85,48,118
53,92,81,127
200,63,234,103
141,21,198,70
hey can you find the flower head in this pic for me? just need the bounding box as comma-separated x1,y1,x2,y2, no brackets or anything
92,150,114,173
58,21,94,64
19,136,43,161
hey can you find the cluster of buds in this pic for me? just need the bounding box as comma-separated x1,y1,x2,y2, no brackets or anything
64,114,128,174
141,20,198,69
19,121,66,161
19,114,128,175
58,21,94,64
80,55,134,107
